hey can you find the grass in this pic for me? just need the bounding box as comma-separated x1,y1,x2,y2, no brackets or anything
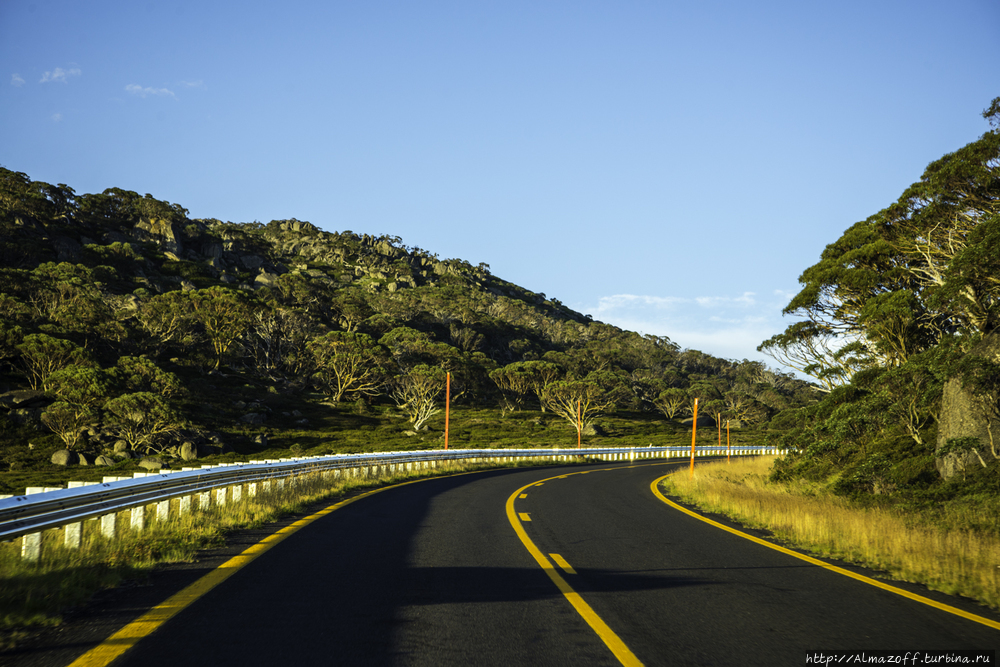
661,457,1000,611
0,456,556,645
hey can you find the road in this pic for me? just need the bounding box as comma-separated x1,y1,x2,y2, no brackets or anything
7,460,999,666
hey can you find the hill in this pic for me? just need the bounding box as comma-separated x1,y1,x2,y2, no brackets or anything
0,167,813,489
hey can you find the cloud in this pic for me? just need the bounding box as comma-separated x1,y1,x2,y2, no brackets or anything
576,289,801,363
40,67,81,83
51,113,62,122
180,80,204,88
125,84,176,98
11,73,25,87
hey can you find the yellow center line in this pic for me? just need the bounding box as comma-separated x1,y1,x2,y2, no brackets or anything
507,471,644,667
519,493,528,499
649,475,1000,632
549,553,577,575
68,472,481,667
519,512,531,521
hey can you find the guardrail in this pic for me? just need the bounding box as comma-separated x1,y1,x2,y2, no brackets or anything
0,445,780,561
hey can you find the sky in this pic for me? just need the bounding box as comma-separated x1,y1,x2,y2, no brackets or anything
2,0,998,369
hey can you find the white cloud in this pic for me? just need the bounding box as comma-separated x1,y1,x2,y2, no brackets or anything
180,79,204,88
125,84,176,98
40,67,81,83
51,113,62,122
577,289,801,363
11,73,25,87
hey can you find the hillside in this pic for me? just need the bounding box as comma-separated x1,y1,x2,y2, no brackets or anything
0,167,814,489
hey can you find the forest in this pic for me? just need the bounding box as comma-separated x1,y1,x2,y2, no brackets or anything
0,166,813,492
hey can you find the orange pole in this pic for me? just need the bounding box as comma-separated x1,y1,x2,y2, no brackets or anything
726,420,731,463
577,399,582,449
689,398,699,479
717,413,721,449
444,372,450,450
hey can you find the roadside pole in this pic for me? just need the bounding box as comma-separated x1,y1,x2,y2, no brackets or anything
689,398,699,479
444,372,450,450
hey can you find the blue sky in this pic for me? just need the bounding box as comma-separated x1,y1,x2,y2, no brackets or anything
2,0,998,367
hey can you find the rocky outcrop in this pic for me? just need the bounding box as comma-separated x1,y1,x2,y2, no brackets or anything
935,333,1000,479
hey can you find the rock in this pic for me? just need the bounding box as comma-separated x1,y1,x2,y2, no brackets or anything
180,441,199,461
134,218,183,254
113,440,130,453
138,457,167,470
51,449,78,466
253,434,268,447
94,455,115,466
681,415,717,428
240,413,267,425
241,254,265,270
255,271,280,287
77,452,94,465
936,333,1000,479
582,423,603,437
0,389,49,409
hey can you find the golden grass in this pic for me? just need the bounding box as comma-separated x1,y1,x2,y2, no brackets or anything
662,457,1000,610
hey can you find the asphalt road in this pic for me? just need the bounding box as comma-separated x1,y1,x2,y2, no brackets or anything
6,460,999,666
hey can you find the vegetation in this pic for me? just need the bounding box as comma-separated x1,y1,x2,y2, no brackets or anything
758,97,1000,497
662,458,1000,610
0,167,813,490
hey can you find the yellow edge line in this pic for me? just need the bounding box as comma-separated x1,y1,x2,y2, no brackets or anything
649,475,1000,632
68,472,474,667
507,470,644,667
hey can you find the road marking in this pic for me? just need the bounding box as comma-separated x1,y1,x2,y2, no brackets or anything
519,512,531,521
67,474,469,667
549,553,577,574
519,493,528,498
507,475,643,667
650,475,1000,632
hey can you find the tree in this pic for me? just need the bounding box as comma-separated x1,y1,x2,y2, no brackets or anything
541,371,622,435
308,331,389,402
189,287,255,369
16,334,94,390
41,402,96,449
391,365,447,430
653,388,687,419
113,356,185,397
134,290,197,354
104,392,183,454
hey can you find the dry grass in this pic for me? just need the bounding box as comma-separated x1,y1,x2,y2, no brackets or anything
662,457,1000,610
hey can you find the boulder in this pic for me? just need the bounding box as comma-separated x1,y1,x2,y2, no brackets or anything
138,458,167,470
681,415,717,428
180,441,199,461
936,333,1000,479
0,390,49,410
94,455,116,466
240,412,267,425
113,440,130,453
77,452,94,465
51,449,78,466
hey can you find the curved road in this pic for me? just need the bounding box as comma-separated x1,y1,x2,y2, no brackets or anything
14,460,1000,666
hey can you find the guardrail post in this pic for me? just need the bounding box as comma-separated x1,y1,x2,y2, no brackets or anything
231,485,242,502
179,495,192,515
20,487,53,561
64,481,95,549
155,499,169,523
101,513,116,540
216,487,227,506
198,491,210,510
248,482,257,497
131,505,145,532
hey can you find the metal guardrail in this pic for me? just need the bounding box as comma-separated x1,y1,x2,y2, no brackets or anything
0,445,780,553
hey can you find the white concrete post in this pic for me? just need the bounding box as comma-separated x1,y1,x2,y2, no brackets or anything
179,495,192,515
101,513,116,540
131,505,145,532
155,499,170,522
231,485,242,502
198,491,210,510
